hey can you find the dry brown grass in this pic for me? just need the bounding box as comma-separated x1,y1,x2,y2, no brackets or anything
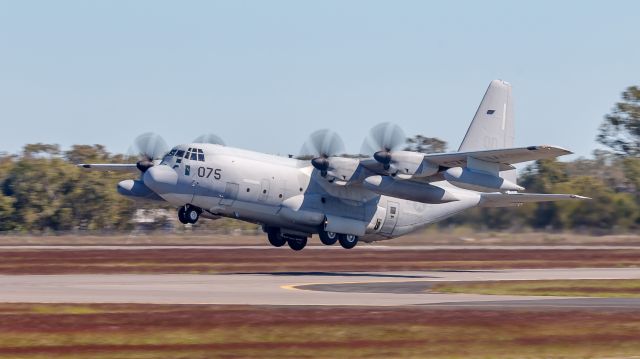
0,304,640,358
2,230,640,246
0,247,638,274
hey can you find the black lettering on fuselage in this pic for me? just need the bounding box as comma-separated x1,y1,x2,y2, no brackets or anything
196,167,222,180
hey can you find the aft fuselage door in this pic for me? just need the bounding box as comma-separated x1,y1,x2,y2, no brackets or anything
379,201,399,235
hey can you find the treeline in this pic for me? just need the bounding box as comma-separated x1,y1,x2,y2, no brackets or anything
0,85,638,234
0,144,137,232
0,144,637,234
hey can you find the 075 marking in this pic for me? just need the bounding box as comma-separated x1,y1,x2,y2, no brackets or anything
197,167,222,180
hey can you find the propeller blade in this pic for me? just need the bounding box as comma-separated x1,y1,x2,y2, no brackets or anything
360,122,407,156
194,134,225,145
300,129,346,158
133,132,169,161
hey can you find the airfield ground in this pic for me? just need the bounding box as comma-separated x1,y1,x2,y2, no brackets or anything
1,304,640,359
0,246,640,274
2,234,640,358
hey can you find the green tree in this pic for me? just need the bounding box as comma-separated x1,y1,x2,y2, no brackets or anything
404,135,447,154
597,86,640,156
554,176,638,230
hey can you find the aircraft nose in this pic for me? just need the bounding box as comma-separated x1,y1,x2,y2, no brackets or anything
143,165,178,194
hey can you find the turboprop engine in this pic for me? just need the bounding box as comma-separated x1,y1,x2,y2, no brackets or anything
373,150,439,179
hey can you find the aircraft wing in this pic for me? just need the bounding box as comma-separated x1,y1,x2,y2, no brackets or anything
422,145,572,169
479,192,591,207
77,164,139,172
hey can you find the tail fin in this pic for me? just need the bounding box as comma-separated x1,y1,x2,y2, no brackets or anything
458,80,516,185
458,80,514,152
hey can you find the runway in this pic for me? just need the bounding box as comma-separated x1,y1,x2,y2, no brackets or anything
3,245,640,250
1,268,639,308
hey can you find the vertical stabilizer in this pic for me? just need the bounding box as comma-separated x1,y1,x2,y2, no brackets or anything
458,80,516,184
458,80,514,152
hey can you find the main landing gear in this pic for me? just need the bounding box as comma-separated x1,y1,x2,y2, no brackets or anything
338,233,358,249
178,205,201,224
265,227,308,251
265,227,359,250
319,228,359,249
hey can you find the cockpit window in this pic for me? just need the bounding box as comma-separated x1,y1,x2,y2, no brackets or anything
184,148,192,159
167,149,177,156
190,151,198,160
197,149,205,161
175,150,185,158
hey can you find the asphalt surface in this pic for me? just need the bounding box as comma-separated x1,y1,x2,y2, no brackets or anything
1,268,639,308
3,245,640,250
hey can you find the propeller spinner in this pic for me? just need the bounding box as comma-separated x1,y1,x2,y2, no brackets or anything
361,122,406,170
131,132,169,173
301,129,346,177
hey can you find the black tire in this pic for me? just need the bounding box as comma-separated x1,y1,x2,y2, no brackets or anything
287,236,307,251
267,229,287,247
338,234,358,249
177,207,190,224
318,230,338,245
186,207,200,224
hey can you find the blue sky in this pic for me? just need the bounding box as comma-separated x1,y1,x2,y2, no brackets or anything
1,1,638,159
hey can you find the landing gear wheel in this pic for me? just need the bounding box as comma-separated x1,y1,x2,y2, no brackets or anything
338,234,358,249
177,207,190,224
267,228,287,247
318,230,338,245
185,207,200,224
287,236,308,251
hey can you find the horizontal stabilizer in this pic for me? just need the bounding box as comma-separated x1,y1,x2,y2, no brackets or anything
78,164,139,172
424,145,572,170
480,192,590,207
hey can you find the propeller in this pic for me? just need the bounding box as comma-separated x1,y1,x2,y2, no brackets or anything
193,134,225,145
130,132,169,173
300,129,346,176
360,122,407,170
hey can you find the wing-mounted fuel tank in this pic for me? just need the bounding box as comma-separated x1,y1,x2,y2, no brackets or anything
444,167,524,192
362,175,458,204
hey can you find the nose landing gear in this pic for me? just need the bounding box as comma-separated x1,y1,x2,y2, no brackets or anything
178,205,201,224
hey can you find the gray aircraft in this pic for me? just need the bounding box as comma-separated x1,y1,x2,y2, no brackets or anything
81,80,588,250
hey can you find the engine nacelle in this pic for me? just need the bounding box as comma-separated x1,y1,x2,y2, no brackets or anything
363,175,458,204
117,179,164,202
444,167,524,192
312,156,361,184
374,150,440,179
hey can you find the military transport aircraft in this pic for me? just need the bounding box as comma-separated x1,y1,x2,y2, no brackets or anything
80,80,588,250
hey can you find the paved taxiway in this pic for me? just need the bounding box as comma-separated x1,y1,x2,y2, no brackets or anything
1,268,639,307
